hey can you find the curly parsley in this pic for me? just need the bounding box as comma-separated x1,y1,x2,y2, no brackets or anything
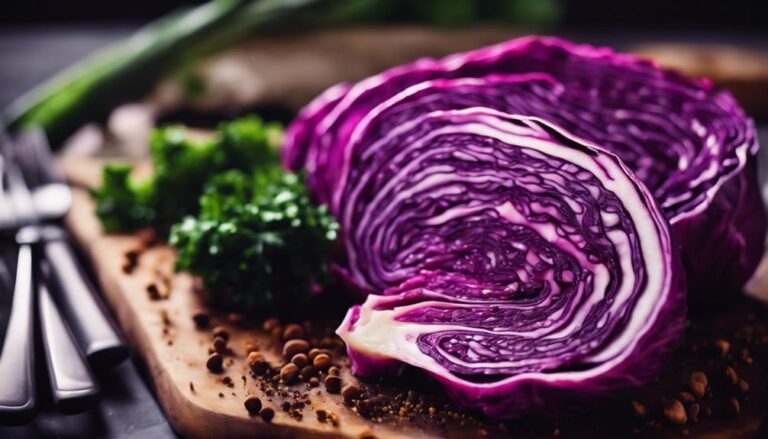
93,115,338,313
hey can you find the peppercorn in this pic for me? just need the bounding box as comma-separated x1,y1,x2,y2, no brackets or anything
291,353,309,369
313,353,332,370
212,326,230,342
280,363,299,384
244,397,262,415
283,324,305,341
283,339,310,358
206,353,223,373
342,384,363,403
324,375,342,394
213,336,227,354
662,399,687,425
192,310,211,329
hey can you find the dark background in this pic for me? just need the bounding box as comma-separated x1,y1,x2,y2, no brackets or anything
1,0,767,29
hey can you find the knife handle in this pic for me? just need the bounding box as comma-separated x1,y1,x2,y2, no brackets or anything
38,276,101,414
40,226,128,370
0,244,36,425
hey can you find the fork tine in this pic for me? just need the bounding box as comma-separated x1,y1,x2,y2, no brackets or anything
14,128,64,187
0,134,19,230
0,249,11,294
12,130,42,187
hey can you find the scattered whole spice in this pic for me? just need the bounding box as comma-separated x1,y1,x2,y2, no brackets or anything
737,379,750,394
309,377,320,387
136,228,158,247
630,400,646,418
146,283,162,300
247,352,268,374
316,409,327,421
206,353,224,373
122,248,141,274
280,363,299,384
308,348,322,361
688,371,708,399
678,392,695,405
283,339,310,358
740,348,753,364
121,261,135,274
228,312,245,326
259,407,275,422
160,309,171,326
713,339,730,357
213,336,228,354
726,397,740,416
244,341,258,355
688,403,700,422
662,399,687,425
283,324,305,341
291,353,309,369
244,396,262,415
212,326,230,342
324,375,342,394
300,365,316,378
342,383,363,403
313,353,332,370
263,318,280,333
192,310,211,329
724,366,738,385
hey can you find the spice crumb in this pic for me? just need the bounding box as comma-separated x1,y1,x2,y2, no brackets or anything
212,326,230,342
192,310,211,329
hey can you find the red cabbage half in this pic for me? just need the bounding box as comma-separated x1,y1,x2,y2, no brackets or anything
281,36,764,417
334,109,685,417
284,36,765,295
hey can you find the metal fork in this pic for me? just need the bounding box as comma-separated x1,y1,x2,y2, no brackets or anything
0,232,35,424
0,132,102,421
8,129,128,370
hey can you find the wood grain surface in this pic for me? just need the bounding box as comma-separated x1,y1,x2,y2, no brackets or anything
64,188,431,439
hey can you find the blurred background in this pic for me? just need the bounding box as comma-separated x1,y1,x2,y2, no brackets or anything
2,0,768,141
2,0,767,28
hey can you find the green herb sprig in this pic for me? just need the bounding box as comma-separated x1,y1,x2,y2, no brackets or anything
170,169,338,312
93,115,338,313
92,115,282,234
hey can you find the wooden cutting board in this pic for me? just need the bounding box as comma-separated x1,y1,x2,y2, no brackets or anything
65,189,357,438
